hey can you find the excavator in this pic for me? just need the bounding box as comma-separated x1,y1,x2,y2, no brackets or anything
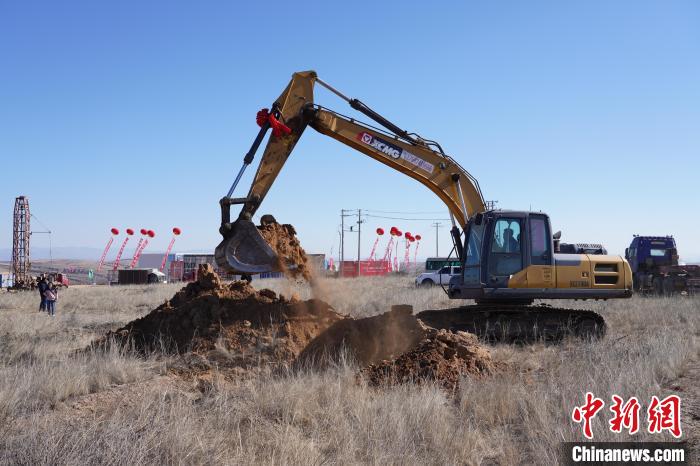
215,70,633,341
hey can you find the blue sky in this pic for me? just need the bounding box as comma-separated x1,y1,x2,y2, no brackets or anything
1,1,699,263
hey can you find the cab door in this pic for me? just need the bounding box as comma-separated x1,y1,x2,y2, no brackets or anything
486,217,525,288
526,214,554,288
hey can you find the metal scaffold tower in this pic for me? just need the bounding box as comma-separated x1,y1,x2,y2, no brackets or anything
11,196,31,284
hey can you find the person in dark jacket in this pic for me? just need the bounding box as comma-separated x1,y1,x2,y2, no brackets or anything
37,275,48,312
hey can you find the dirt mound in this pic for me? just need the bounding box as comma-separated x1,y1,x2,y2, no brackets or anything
258,222,311,280
96,267,493,389
298,305,493,389
100,264,342,369
361,330,493,390
296,305,426,368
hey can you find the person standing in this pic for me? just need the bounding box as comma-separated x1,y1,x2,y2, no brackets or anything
37,275,48,312
44,282,58,317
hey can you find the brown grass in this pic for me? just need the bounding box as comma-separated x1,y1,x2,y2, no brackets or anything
0,277,698,465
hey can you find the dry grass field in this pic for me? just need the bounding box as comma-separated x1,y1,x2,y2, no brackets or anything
0,277,698,465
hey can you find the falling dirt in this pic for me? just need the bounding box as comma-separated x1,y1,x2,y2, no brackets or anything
97,266,493,389
296,305,427,368
257,222,311,281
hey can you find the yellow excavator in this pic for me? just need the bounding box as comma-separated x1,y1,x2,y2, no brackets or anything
215,71,632,340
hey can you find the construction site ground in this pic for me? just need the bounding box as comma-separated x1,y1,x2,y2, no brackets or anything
0,274,697,464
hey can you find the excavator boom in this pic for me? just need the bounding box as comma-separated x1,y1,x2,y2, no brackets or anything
216,71,485,274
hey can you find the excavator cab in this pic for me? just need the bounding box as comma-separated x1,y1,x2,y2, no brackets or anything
450,210,632,303
454,211,543,302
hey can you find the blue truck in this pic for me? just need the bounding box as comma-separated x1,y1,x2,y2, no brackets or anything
625,235,700,295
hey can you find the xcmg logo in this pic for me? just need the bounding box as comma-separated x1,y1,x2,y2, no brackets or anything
357,132,402,159
360,132,373,145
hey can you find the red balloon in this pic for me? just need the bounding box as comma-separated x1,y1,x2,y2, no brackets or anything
395,230,402,236
110,228,119,235
126,228,134,235
409,237,416,242
415,235,422,241
147,230,155,238
172,227,182,235
404,231,411,239
390,226,398,232
376,228,384,236
140,228,147,235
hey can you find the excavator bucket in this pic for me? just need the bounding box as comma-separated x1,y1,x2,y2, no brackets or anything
214,218,280,274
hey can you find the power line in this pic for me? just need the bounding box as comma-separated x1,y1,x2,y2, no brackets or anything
340,209,365,276
363,209,448,215
30,213,53,266
364,213,451,221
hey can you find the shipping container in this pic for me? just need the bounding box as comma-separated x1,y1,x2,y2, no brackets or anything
118,268,166,285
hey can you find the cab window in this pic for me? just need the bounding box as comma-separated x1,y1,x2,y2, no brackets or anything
465,224,484,266
488,218,523,276
491,219,521,253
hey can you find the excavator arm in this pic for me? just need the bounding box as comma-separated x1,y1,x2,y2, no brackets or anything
216,70,485,274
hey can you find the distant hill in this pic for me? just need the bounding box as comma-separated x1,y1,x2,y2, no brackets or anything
0,247,104,261
0,246,214,261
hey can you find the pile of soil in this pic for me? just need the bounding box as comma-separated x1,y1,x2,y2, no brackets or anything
361,330,493,390
97,266,493,388
99,264,342,369
258,222,311,281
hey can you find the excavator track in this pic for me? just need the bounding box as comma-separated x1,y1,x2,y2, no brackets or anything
416,304,606,344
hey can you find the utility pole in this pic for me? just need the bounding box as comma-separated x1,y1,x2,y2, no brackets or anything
432,222,442,256
340,209,355,277
356,209,364,277
340,210,345,277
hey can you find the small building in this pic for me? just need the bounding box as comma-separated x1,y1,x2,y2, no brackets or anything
172,253,228,281
137,253,175,270
169,260,185,282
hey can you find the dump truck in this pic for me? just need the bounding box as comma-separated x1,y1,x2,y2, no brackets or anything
626,235,700,295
